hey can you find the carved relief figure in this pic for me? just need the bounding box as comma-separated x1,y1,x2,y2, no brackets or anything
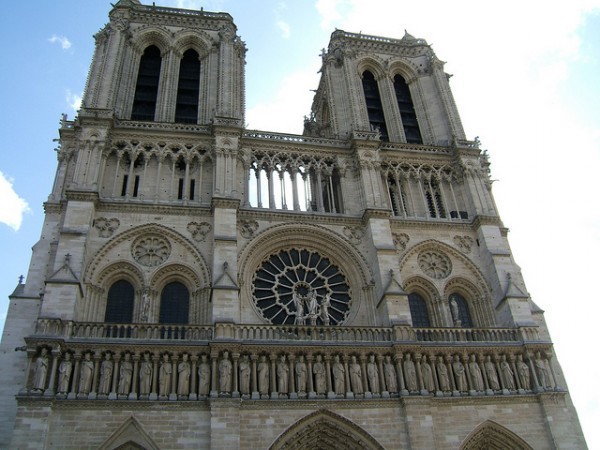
118,352,133,395
421,356,435,391
313,355,326,394
159,353,172,397
177,354,191,396
453,355,468,391
437,358,451,392
403,354,418,392
485,355,500,390
383,356,397,393
517,355,530,389
500,355,515,390
320,294,331,325
79,352,94,395
218,351,232,393
535,352,549,388
98,353,113,395
239,355,251,395
139,353,153,396
295,355,307,394
332,355,345,394
57,352,73,394
277,355,289,394
367,355,379,393
293,292,305,325
349,356,363,394
32,348,49,392
198,354,210,396
258,355,269,395
468,354,484,391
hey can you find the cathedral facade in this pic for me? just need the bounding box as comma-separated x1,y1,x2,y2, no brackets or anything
0,1,586,449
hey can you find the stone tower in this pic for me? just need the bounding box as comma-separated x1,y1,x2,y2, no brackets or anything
0,1,586,448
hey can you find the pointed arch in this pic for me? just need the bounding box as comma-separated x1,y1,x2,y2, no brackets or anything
269,409,384,450
460,420,533,450
99,416,160,450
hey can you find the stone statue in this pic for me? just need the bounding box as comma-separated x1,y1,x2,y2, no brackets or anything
118,353,133,395
177,354,191,397
349,356,363,394
277,355,289,394
383,356,397,393
452,355,468,391
468,354,484,391
239,355,251,395
485,355,500,390
450,297,460,326
320,294,331,325
78,352,94,395
57,352,73,394
307,290,319,316
98,353,113,395
403,354,418,392
367,355,379,393
32,348,49,392
198,354,210,396
140,290,150,322
500,355,514,390
293,292,305,325
535,352,549,388
421,356,435,392
517,355,530,389
313,355,327,394
295,355,307,394
437,358,451,391
159,353,172,397
258,355,269,395
332,355,345,394
218,351,232,393
139,353,153,396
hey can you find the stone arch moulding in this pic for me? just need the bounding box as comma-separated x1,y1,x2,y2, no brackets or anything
238,223,374,325
172,29,214,58
269,409,384,450
356,55,387,81
84,223,211,288
460,420,533,450
98,416,160,450
130,25,172,55
387,58,421,84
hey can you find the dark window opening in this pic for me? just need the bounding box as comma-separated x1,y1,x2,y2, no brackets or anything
189,179,195,200
105,280,134,323
409,293,431,327
178,178,184,200
159,282,189,324
131,45,162,121
175,49,200,123
449,293,473,328
362,71,388,141
121,175,128,197
394,74,422,144
133,175,140,197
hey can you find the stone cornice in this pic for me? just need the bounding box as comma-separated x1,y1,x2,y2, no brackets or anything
65,190,100,203
237,207,363,226
95,200,212,217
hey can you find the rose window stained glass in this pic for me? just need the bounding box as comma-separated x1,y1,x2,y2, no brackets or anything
252,248,351,325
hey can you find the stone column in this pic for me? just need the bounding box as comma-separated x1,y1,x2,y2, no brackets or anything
129,354,139,400
269,353,278,399
210,353,218,398
44,348,60,397
394,353,408,395
250,354,258,399
89,353,101,400
288,355,296,399
306,355,315,398
68,353,81,399
170,356,178,400
150,355,159,401
232,353,240,398
190,355,198,400
109,354,120,400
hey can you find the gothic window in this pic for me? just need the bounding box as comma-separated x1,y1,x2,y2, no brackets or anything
252,248,351,325
131,45,162,121
104,280,135,323
393,74,422,144
159,282,189,324
387,174,408,217
449,293,473,327
424,178,446,218
408,293,431,327
175,49,200,123
362,71,388,141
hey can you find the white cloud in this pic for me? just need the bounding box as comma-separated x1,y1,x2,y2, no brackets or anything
277,20,291,39
66,90,82,112
48,34,71,50
0,171,30,231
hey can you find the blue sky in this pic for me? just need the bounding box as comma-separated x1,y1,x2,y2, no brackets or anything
1,0,599,446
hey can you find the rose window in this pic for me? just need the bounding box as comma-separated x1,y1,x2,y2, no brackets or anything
252,248,351,325
131,235,171,267
418,250,452,279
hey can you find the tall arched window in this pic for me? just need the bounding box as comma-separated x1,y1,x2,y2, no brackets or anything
393,74,422,144
131,45,162,121
159,282,190,324
362,71,388,141
104,280,134,323
175,49,200,123
408,293,431,327
449,293,473,327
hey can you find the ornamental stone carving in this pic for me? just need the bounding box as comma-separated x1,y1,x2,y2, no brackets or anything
393,233,410,251
131,235,171,267
95,217,120,238
187,221,211,242
240,220,259,239
343,226,364,245
418,250,451,279
453,235,474,253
